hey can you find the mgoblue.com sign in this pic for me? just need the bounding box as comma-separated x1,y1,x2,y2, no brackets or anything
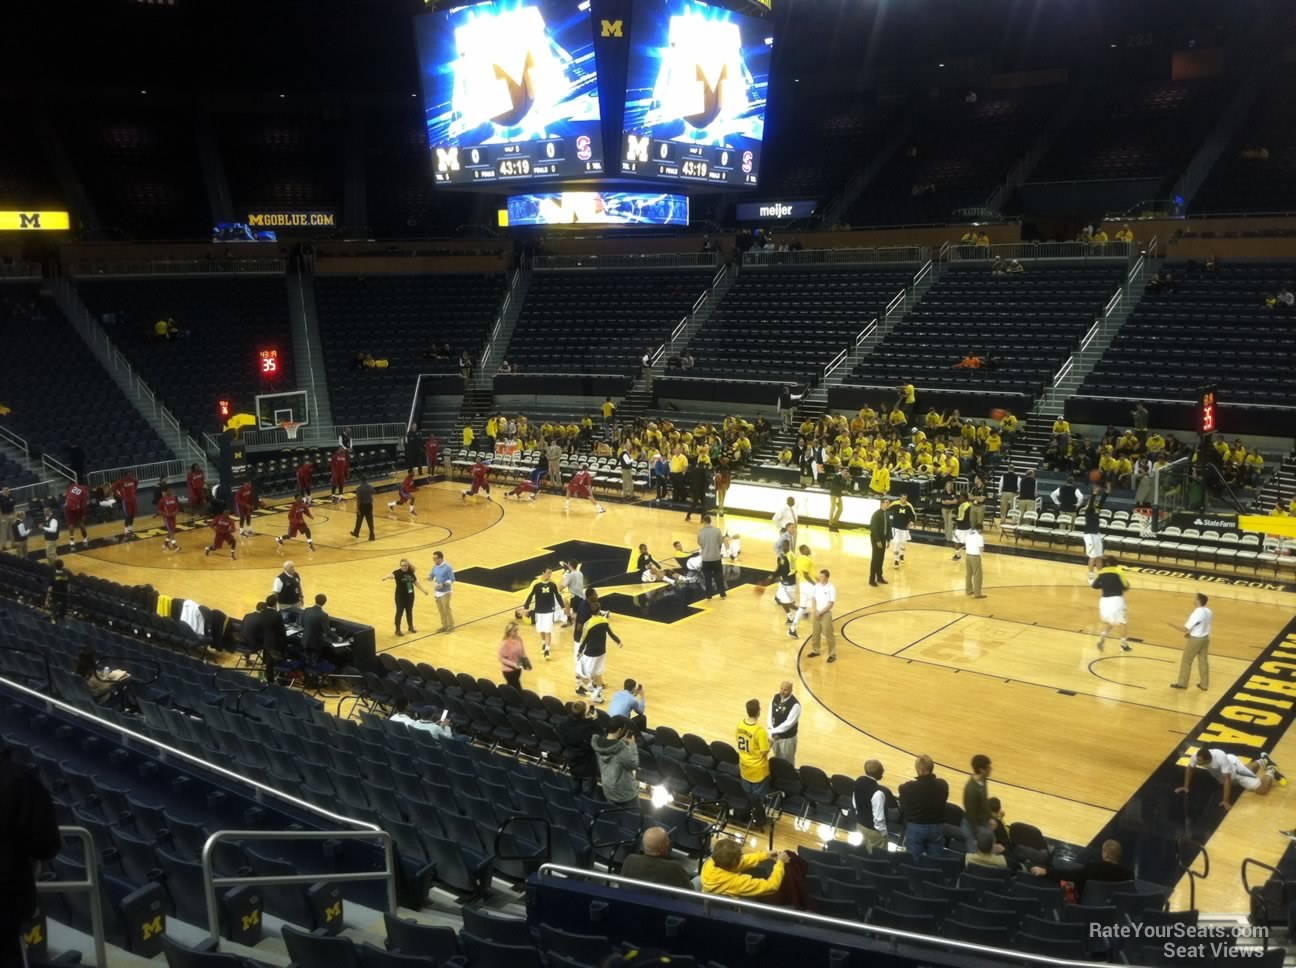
736,199,818,221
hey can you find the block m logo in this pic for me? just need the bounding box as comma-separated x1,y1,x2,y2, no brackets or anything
600,19,623,37
18,213,40,228
140,915,163,940
626,134,650,163
323,901,342,922
23,923,43,946
241,911,261,932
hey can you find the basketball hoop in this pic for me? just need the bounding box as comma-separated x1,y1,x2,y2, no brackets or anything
1133,507,1155,537
281,421,302,441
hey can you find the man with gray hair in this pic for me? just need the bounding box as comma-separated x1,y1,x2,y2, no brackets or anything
767,680,800,765
620,826,693,890
853,759,894,849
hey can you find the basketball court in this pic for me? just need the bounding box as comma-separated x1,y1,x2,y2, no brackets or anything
62,475,1296,912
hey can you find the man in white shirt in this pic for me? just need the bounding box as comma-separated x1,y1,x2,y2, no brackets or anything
1170,592,1212,690
806,570,837,662
772,497,798,535
963,524,986,598
1176,747,1276,809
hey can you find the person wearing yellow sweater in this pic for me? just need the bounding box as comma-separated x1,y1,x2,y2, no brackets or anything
462,425,474,449
700,838,789,897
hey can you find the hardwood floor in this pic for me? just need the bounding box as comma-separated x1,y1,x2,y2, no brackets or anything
65,478,1296,913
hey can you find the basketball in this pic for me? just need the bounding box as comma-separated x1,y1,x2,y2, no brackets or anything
1089,469,1103,483
990,408,1007,420
753,584,767,596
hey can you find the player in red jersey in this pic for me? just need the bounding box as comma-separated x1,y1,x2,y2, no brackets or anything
565,465,606,514
329,447,349,503
296,458,316,505
425,433,440,478
462,459,492,503
388,473,418,516
186,464,206,520
234,480,257,536
275,497,315,552
204,510,237,559
110,472,140,541
64,481,90,547
157,486,181,552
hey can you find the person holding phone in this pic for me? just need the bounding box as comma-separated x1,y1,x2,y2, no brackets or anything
389,696,455,740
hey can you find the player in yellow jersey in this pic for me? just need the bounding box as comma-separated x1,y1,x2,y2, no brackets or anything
787,544,815,638
735,698,772,824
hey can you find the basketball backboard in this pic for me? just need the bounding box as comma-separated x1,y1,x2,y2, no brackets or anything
255,390,311,429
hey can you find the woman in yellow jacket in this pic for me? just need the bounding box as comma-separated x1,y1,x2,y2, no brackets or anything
701,839,790,897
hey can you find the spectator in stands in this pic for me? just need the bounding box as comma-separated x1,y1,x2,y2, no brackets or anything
669,446,689,503
622,827,693,890
0,737,60,968
736,698,772,824
953,353,982,369
607,678,647,730
1205,253,1218,272
962,753,994,851
458,350,473,380
975,231,990,248
991,256,1005,276
898,754,949,861
592,716,640,810
0,486,13,553
1030,839,1132,891
75,647,130,705
1277,287,1295,310
558,701,601,795
701,839,789,897
853,759,893,848
1006,259,1024,274
967,828,1008,869
680,350,694,370
390,697,455,740
497,360,512,374
1115,223,1134,243
153,316,179,340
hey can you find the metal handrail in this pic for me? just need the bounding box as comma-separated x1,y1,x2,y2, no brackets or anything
42,455,76,483
0,674,380,833
49,278,209,474
536,864,1093,966
292,265,321,428
37,827,107,967
854,318,879,348
239,421,406,450
68,258,287,277
86,459,187,490
533,253,720,270
742,245,928,267
202,829,397,943
0,423,31,458
8,479,63,508
1176,837,1208,912
476,267,521,383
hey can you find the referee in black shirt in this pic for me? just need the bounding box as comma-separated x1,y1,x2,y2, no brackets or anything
869,499,892,586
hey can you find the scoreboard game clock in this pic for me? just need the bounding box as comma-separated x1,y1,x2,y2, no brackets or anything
618,0,769,187
415,0,606,186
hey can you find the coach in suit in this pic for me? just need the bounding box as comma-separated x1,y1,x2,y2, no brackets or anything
869,499,892,587
300,594,330,658
259,595,288,678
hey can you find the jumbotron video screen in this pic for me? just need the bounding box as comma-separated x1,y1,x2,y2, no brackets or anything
619,0,770,186
414,0,605,184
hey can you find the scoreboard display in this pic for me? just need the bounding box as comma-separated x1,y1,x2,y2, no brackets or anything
415,0,605,185
619,0,770,186
505,190,688,226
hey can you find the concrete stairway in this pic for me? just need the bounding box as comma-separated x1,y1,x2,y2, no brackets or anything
1007,256,1158,475
619,263,735,424
286,266,335,430
48,277,210,472
448,268,529,441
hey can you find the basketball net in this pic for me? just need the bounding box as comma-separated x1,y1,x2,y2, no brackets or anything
1133,507,1155,537
281,421,302,441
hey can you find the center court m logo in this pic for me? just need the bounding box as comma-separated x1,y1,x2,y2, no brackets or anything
601,19,623,37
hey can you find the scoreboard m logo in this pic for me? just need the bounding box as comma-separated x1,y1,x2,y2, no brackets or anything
626,135,650,163
436,147,460,172
600,19,623,37
18,213,40,228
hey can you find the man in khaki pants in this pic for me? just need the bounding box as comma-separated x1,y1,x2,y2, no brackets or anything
1170,592,1213,690
430,550,456,633
964,524,986,598
806,569,837,663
